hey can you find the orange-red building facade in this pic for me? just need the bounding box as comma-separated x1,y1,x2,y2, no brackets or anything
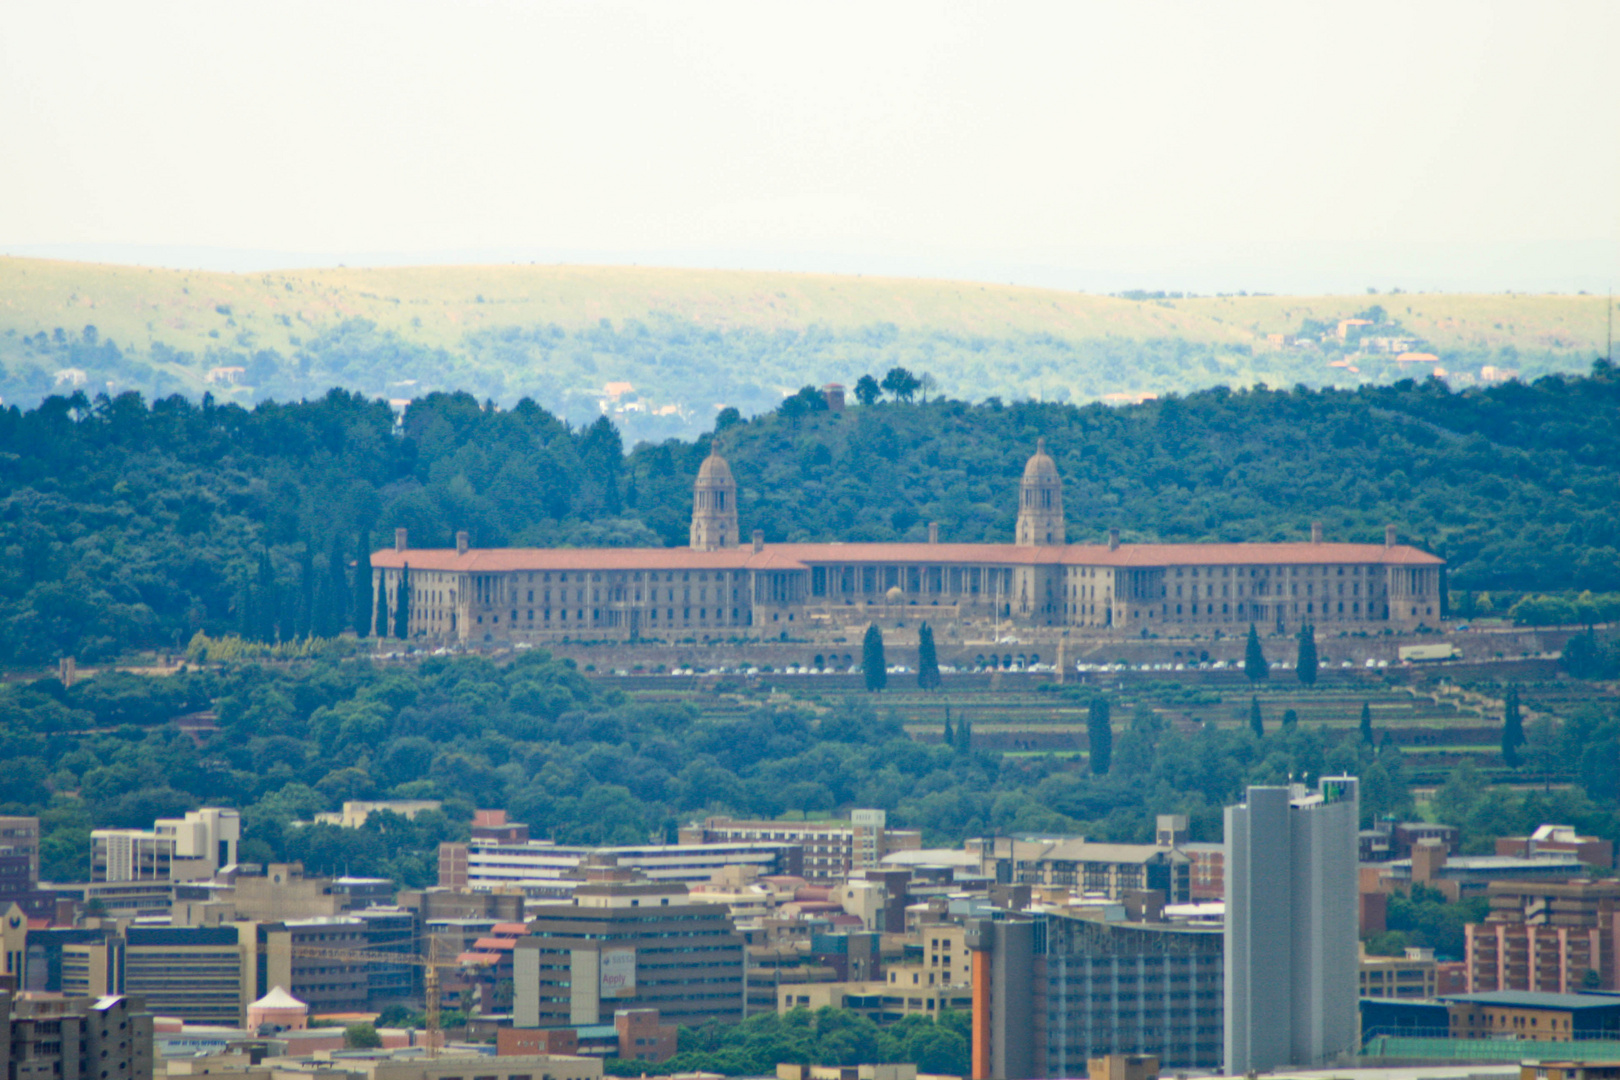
368,444,1445,645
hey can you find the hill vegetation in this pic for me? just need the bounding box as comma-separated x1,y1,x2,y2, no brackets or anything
4,637,1616,907
0,257,1606,441
2,363,1618,666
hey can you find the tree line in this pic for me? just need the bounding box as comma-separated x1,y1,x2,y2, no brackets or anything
1,361,1617,664
5,646,1614,887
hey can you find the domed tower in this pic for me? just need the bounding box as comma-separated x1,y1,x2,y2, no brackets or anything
690,449,740,550
1015,438,1065,546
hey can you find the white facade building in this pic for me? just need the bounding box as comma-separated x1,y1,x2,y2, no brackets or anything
1224,777,1359,1074
91,807,240,883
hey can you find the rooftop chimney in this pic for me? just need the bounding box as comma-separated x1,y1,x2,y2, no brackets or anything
1311,521,1323,544
394,528,407,553
456,530,469,555
928,522,940,544
752,529,764,553
1385,524,1397,548
1108,528,1120,551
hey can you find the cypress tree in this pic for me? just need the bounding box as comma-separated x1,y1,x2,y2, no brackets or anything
374,569,389,643
917,623,941,690
296,544,315,640
1088,696,1113,775
862,624,887,691
317,536,348,638
1360,702,1374,744
1244,623,1268,682
958,718,971,752
1296,623,1318,686
942,707,955,748
353,529,374,637
236,583,254,640
1250,696,1264,738
1502,683,1525,767
393,564,411,639
255,549,278,643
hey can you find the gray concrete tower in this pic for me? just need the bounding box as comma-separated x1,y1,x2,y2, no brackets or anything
1224,776,1359,1074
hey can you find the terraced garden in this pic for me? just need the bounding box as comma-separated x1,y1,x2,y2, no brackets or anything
605,663,1616,785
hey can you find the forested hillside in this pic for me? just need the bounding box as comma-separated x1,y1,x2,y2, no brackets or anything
1,362,1617,665
0,257,1605,442
5,649,1615,888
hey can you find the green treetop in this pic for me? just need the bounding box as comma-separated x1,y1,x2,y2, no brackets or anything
917,623,941,690
863,624,887,691
1088,696,1113,775
1245,624,1268,682
353,529,374,638
1296,623,1318,686
1502,683,1525,767
393,564,411,640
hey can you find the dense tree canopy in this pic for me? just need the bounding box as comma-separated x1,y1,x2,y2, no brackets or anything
0,362,1617,663
14,650,1602,886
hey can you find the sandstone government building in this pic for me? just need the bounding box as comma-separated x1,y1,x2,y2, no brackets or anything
369,440,1444,644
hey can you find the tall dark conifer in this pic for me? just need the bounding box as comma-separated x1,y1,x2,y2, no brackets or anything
917,623,941,690
1245,624,1268,682
353,529,374,637
1502,683,1525,767
1088,696,1113,775
255,549,278,643
862,624,887,691
296,544,315,640
373,569,389,643
316,536,348,638
393,564,411,639
1360,702,1374,744
1250,696,1263,738
1296,623,1318,686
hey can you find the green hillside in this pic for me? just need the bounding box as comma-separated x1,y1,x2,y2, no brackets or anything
0,257,1607,440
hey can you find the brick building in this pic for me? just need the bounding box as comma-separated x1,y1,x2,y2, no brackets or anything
1466,880,1620,993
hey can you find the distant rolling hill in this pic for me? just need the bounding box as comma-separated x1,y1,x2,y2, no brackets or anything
0,256,1607,441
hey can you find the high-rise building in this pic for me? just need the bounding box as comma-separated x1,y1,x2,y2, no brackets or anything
61,926,254,1026
0,818,51,920
966,911,1223,1080
256,917,370,1012
1224,777,1359,1074
1465,879,1620,993
0,989,154,1080
90,809,239,883
512,862,744,1030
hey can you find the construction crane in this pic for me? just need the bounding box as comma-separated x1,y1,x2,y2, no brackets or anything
260,939,460,1057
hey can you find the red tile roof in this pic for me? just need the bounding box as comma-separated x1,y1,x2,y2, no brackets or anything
371,538,1440,572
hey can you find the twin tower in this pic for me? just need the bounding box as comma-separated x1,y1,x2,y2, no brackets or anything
689,439,1066,551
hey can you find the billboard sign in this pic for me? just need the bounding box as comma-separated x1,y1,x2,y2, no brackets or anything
600,947,636,998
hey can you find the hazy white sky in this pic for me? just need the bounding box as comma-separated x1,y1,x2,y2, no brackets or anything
2,1,1616,293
